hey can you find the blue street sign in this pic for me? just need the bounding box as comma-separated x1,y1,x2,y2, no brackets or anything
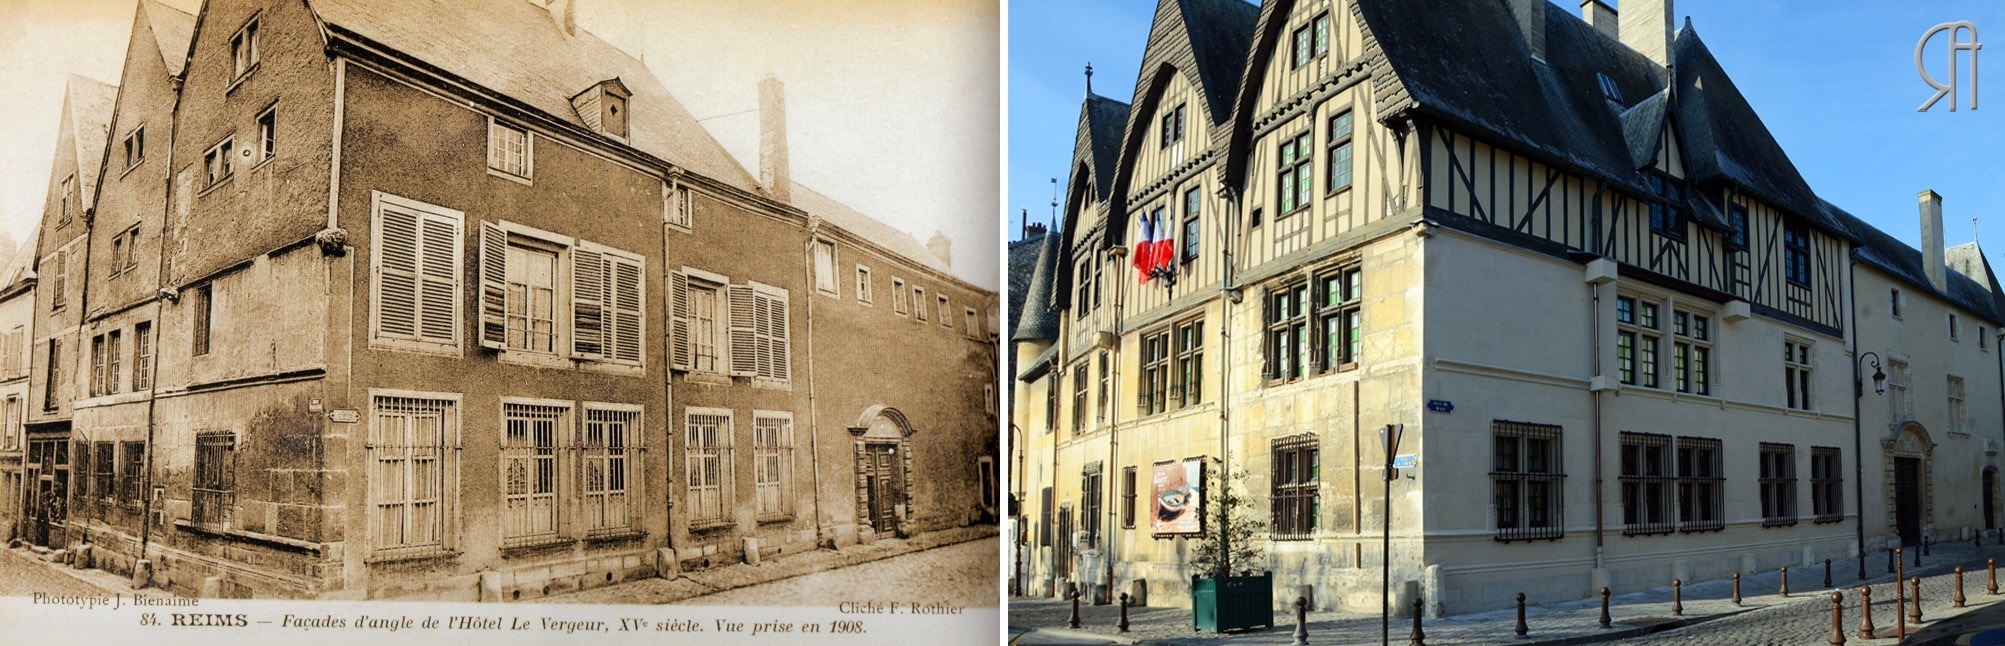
1427,400,1454,414
1392,454,1417,469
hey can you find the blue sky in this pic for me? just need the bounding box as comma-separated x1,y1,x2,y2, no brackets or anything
1007,0,2005,257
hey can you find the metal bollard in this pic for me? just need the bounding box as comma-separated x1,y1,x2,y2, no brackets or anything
1068,584,1081,629
1992,558,1999,596
1673,578,1683,616
1825,558,1833,588
1910,576,1923,623
1780,566,1789,598
1514,592,1528,638
1897,570,1908,642
1599,587,1612,629
1857,586,1875,640
1957,567,1968,608
1733,572,1743,606
1409,596,1425,646
1828,591,1847,645
1291,595,1306,646
1119,592,1132,633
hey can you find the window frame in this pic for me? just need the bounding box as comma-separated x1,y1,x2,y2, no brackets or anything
1618,432,1674,536
366,390,461,560
1181,186,1202,264
485,117,534,183
1759,443,1798,528
1139,330,1169,416
368,192,465,355
684,269,727,375
1614,294,1662,388
228,13,260,83
1784,220,1812,287
1646,171,1686,240
499,398,570,548
813,239,839,298
890,277,908,315
202,136,235,191
579,403,643,537
1159,103,1186,150
684,406,734,528
1080,463,1103,547
132,321,152,392
1120,466,1137,529
855,264,874,305
752,410,795,520
1676,436,1724,532
191,431,237,531
1271,434,1320,540
1276,131,1314,215
1173,317,1204,409
1810,447,1843,523
122,125,145,173
1492,421,1564,542
1326,110,1354,195
1949,375,1968,435
1670,308,1713,396
913,286,928,322
1784,338,1814,411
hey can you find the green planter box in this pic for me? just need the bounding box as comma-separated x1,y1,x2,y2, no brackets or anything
1191,572,1274,632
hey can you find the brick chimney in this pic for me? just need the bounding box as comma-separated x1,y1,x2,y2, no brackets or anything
759,75,791,204
928,231,952,269
546,0,577,36
1620,0,1673,66
1922,190,1947,292
1581,0,1618,40
1503,0,1546,61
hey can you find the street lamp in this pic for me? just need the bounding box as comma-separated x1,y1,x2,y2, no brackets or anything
1853,350,1886,581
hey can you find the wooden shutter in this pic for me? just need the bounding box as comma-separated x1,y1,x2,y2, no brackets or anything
767,292,790,381
726,284,757,377
669,271,691,371
417,214,459,344
572,247,606,358
609,254,643,364
377,206,420,339
478,222,507,349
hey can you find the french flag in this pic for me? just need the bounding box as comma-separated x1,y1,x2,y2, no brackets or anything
1133,212,1176,283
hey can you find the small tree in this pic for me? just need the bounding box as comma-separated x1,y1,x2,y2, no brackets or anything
1191,466,1263,579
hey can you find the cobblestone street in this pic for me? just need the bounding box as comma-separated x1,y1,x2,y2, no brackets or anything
549,527,999,606
0,546,108,598
1011,539,2005,645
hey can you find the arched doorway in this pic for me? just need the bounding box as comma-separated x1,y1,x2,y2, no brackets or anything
1883,422,1935,546
849,406,915,536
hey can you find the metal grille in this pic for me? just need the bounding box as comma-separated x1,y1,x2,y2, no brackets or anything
752,415,792,517
685,412,730,524
1492,421,1564,542
1811,446,1843,523
582,408,642,536
1619,432,1674,536
1759,442,1797,527
1272,434,1320,540
502,403,564,546
120,442,144,506
369,396,454,558
192,432,236,530
1677,436,1725,532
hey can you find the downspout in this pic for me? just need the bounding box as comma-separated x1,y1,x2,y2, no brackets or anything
1218,183,1242,577
1104,244,1126,603
137,71,188,583
1589,183,1608,564
803,226,823,549
1848,253,1866,564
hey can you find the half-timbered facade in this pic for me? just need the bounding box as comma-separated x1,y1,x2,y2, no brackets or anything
1012,0,2005,616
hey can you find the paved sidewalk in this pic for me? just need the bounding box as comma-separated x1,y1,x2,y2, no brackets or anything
548,525,997,604
1011,539,2005,645
2,543,185,599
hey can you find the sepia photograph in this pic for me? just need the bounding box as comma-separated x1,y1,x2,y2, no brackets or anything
1005,0,2005,644
0,0,1000,643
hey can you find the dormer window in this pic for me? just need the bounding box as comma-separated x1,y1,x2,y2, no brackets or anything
1596,73,1624,104
571,78,633,141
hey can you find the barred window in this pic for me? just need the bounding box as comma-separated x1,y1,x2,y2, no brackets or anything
1174,319,1203,408
686,409,732,526
1492,421,1563,541
753,412,794,518
1811,447,1843,523
1619,432,1673,535
93,441,114,505
1759,443,1797,527
1139,330,1169,416
1271,435,1319,540
581,406,641,536
192,432,236,531
370,395,456,557
1677,437,1724,532
502,402,565,546
120,441,144,506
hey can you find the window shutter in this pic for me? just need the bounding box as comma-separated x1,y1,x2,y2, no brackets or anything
769,293,790,381
754,294,774,378
478,222,507,349
726,284,757,377
669,271,691,371
572,247,605,358
610,255,643,364
377,207,420,339
417,214,458,344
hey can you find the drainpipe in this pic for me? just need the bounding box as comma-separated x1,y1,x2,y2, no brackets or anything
1104,244,1126,604
1218,184,1242,577
136,72,189,584
1848,254,1866,563
1589,183,1608,565
802,227,823,549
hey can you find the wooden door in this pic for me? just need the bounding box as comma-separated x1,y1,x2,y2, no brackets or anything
1895,457,1921,546
866,444,903,533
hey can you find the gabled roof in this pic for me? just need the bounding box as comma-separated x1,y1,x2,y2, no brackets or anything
0,238,34,294
791,182,953,281
1619,89,1669,170
65,75,119,211
1673,24,1846,238
1174,0,1259,125
1080,92,1130,200
142,0,196,78
309,0,758,192
1827,201,2004,325
1007,228,1049,341
1948,242,2003,300
1012,232,1060,342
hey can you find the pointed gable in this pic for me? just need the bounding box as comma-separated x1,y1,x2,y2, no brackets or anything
64,75,119,212
1013,233,1061,342
571,77,633,140
142,0,197,78
1673,24,1846,238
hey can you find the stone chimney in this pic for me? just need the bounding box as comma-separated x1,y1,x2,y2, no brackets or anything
1922,190,1947,292
928,231,952,269
546,0,577,36
1620,0,1673,66
1581,0,1618,40
759,75,791,204
1503,0,1546,61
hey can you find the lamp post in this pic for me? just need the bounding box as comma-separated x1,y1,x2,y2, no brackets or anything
1854,351,1887,580
1380,423,1405,646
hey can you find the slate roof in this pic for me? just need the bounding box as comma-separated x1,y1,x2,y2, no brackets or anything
309,0,758,192
1012,232,1060,342
1826,201,2004,325
1175,0,1259,125
1082,93,1130,199
1948,242,2003,299
0,238,34,292
1007,228,1050,343
789,182,953,280
143,1,196,77
1349,1,1849,240
66,75,119,211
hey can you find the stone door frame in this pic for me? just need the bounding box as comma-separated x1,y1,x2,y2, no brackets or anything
1882,421,1935,544
848,405,916,537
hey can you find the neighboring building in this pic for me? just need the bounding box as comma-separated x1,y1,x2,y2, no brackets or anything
0,242,35,541
22,0,995,601
1011,0,2005,616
